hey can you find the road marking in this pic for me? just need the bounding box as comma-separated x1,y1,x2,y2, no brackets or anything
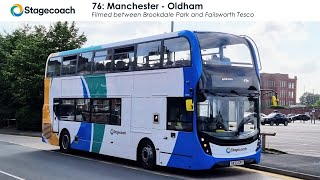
236,167,301,180
0,137,302,180
50,151,188,180
0,139,185,180
0,170,26,180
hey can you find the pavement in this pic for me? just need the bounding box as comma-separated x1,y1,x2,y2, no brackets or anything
261,121,320,157
248,153,320,180
0,127,41,137
0,134,295,180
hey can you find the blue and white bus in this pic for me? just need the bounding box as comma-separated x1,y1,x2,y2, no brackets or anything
42,30,261,170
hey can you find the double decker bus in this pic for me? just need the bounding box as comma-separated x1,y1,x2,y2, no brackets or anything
43,30,262,170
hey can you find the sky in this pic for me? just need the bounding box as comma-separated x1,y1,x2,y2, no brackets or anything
1,21,319,101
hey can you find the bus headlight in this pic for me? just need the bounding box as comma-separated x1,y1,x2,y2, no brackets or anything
199,137,212,155
256,138,261,151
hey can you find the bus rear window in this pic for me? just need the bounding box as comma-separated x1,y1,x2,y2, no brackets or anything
47,57,62,77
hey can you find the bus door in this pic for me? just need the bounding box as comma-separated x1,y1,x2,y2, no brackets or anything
159,98,194,168
52,99,60,132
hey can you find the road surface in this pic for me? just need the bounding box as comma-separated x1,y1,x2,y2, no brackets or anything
0,134,297,180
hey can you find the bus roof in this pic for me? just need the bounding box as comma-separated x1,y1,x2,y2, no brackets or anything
50,31,180,58
49,30,244,58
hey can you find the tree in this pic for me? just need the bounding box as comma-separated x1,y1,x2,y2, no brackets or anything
299,92,320,106
46,22,87,52
0,22,87,130
316,99,320,107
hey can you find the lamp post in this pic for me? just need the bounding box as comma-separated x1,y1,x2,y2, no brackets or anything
171,21,174,32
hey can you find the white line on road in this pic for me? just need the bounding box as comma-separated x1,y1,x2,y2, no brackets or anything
0,170,25,180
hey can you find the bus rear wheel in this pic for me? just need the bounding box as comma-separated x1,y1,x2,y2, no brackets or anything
139,141,156,170
60,130,71,153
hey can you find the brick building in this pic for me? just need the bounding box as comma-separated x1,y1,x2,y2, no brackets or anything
260,73,297,108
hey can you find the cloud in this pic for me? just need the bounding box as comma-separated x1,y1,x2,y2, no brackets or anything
77,22,169,46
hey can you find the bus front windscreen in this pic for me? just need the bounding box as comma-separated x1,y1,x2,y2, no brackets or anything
197,94,259,138
196,32,254,67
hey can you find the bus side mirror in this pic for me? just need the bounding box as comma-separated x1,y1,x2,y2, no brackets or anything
186,99,194,112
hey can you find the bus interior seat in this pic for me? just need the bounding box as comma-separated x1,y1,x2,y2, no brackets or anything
105,62,111,71
152,62,160,68
69,66,76,74
221,58,231,65
165,60,174,66
96,63,105,71
127,61,133,70
143,63,151,68
115,61,127,70
175,60,190,66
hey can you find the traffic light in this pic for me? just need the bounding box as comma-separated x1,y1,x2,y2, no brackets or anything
271,95,279,106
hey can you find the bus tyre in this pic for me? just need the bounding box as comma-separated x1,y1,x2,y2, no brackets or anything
261,122,265,125
284,121,288,126
270,121,274,126
60,130,71,153
276,123,279,126
139,141,156,170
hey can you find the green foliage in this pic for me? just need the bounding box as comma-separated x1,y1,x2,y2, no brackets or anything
270,105,286,109
0,22,87,131
16,106,41,131
299,92,320,106
315,99,320,107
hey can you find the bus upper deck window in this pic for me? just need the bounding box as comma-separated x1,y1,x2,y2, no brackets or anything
163,37,191,68
61,55,77,75
78,52,93,75
137,41,161,70
114,46,134,72
93,50,112,73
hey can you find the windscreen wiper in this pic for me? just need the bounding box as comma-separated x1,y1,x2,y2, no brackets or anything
201,89,228,97
230,89,240,96
231,89,259,97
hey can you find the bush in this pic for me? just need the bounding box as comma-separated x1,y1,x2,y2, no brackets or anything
270,105,286,109
16,106,41,131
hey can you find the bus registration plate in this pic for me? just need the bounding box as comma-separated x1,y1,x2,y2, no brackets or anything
230,160,244,166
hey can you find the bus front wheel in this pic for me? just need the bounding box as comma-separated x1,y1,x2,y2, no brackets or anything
59,130,71,153
139,140,156,170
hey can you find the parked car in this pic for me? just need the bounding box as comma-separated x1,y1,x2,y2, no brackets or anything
260,113,267,118
286,114,295,123
291,114,311,121
261,113,289,126
243,112,266,124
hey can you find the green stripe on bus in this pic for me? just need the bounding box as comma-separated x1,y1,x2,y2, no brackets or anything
92,124,105,153
84,74,107,98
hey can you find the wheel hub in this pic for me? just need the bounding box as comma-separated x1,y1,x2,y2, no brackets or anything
62,135,69,150
141,146,153,164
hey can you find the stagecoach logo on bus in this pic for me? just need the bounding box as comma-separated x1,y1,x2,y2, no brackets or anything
110,129,126,135
10,4,75,17
226,147,247,153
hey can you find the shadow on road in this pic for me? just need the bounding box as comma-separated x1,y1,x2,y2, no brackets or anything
51,149,252,179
